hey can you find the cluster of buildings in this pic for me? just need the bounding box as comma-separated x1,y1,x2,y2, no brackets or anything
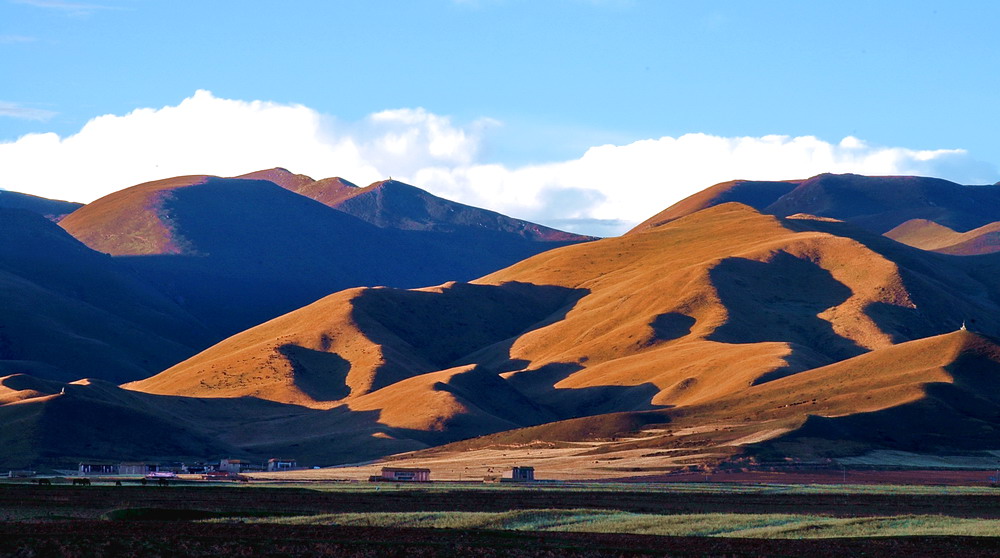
66,459,534,483
372,466,536,483
76,458,298,476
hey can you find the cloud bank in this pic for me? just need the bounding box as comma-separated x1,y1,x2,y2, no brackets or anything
1,91,994,236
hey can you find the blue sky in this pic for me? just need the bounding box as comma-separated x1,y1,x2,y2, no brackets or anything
2,1,998,235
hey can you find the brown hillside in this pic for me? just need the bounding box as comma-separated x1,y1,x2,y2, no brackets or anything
58,175,212,255
632,174,1000,242
376,330,1000,478
886,219,1000,255
629,179,801,233
473,204,1000,409
236,167,316,191
122,202,1000,468
127,281,582,406
236,168,360,205
884,219,962,250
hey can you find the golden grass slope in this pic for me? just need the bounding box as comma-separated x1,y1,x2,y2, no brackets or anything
123,202,1000,469
473,204,999,409
629,179,801,233
127,281,576,410
886,218,1000,255
58,175,212,255
362,329,1000,477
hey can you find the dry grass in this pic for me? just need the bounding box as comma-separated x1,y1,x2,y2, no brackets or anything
886,219,1000,255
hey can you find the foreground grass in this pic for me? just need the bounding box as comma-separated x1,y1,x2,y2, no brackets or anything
216,509,1000,539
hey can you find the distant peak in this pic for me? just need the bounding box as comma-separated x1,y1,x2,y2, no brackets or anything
235,168,316,192
366,179,421,193
372,178,408,186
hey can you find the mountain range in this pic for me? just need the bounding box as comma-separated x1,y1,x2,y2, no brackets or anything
2,172,1000,473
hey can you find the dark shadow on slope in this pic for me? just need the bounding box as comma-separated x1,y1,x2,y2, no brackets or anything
708,251,866,371
435,410,674,453
864,302,951,344
503,362,668,419
277,344,351,402
783,216,1000,341
747,344,1000,461
436,366,558,427
0,376,472,469
763,174,1000,234
0,373,63,393
350,282,589,392
749,387,1000,461
650,312,696,343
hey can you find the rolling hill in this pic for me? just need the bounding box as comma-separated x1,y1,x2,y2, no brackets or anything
885,219,1000,255
8,173,1000,472
59,173,591,337
239,167,586,241
632,173,1000,254
119,200,1000,470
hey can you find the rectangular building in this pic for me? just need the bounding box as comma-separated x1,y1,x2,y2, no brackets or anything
119,462,159,475
267,458,297,471
78,462,117,475
379,467,431,482
509,466,535,481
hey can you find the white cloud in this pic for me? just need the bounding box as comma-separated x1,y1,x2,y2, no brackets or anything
0,90,994,235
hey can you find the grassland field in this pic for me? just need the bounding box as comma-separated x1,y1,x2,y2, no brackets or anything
2,479,999,556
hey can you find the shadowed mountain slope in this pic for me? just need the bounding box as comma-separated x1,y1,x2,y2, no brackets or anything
0,190,82,220
60,174,590,337
239,168,591,241
0,209,214,383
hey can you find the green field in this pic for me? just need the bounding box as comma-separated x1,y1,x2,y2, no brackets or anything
220,509,1000,539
